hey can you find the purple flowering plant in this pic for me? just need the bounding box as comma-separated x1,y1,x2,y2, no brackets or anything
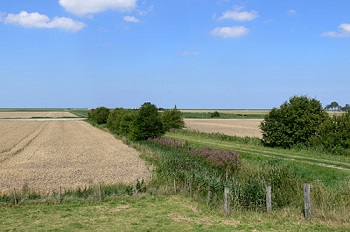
148,137,240,174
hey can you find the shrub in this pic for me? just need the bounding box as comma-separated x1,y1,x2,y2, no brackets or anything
128,102,165,141
260,96,328,148
313,111,350,155
88,106,110,124
210,111,220,118
162,106,185,131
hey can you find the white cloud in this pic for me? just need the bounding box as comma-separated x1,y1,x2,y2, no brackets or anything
287,9,297,15
181,51,200,56
59,0,137,17
1,11,85,32
322,23,350,38
211,26,249,38
219,7,258,21
123,15,140,23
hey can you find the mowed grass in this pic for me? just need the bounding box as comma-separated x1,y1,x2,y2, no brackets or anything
1,195,348,231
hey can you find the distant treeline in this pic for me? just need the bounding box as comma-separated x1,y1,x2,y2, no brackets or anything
88,103,184,141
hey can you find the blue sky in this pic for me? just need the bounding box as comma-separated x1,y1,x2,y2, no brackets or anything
1,0,349,109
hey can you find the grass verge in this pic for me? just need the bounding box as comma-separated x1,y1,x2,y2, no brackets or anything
1,194,349,231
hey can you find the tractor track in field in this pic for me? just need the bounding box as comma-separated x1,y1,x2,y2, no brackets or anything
0,122,48,163
165,133,350,172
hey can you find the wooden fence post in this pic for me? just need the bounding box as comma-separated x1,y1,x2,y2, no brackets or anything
98,184,103,201
304,184,311,219
13,188,17,205
189,180,192,197
266,186,272,213
207,190,212,206
133,179,139,196
173,179,177,194
224,187,230,216
59,186,62,203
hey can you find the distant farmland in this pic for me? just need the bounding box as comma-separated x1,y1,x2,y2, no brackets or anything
184,119,263,138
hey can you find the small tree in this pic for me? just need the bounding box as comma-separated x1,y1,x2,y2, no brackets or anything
129,102,165,141
341,104,350,112
260,96,328,148
210,111,220,118
162,105,185,131
88,106,110,124
325,101,340,111
313,111,350,155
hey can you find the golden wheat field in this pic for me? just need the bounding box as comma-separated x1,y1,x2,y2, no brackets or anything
0,120,149,194
184,119,263,138
0,112,77,119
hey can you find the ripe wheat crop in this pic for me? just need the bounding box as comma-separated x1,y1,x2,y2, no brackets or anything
0,112,76,119
0,121,149,194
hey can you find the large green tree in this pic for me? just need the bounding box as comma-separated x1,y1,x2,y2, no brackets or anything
129,102,165,141
260,96,328,148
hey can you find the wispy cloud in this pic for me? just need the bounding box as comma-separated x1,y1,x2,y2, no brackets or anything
219,7,258,21
123,15,140,23
211,26,249,38
1,11,85,32
287,9,297,16
180,51,200,56
59,0,137,17
322,23,350,38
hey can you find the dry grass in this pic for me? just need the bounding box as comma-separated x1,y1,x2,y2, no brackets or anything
0,121,149,194
184,119,263,138
0,112,77,119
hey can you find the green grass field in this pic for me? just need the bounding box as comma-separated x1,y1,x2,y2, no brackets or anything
1,195,349,231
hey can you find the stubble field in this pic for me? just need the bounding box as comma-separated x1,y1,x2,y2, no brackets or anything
184,118,263,138
0,120,149,194
0,111,77,118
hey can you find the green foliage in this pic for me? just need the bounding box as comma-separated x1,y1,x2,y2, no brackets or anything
210,111,220,118
129,102,165,141
162,106,185,131
260,96,328,149
106,103,165,141
88,106,110,124
341,104,350,112
313,111,350,155
143,139,308,210
325,101,340,111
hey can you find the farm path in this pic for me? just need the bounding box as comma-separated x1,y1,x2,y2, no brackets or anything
0,121,149,194
166,132,350,172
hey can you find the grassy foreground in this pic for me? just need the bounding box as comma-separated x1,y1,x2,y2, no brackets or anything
1,194,348,231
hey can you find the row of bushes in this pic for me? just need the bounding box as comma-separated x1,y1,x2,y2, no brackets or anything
261,96,350,156
88,103,184,141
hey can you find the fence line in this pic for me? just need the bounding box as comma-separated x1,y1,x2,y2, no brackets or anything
2,180,313,219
